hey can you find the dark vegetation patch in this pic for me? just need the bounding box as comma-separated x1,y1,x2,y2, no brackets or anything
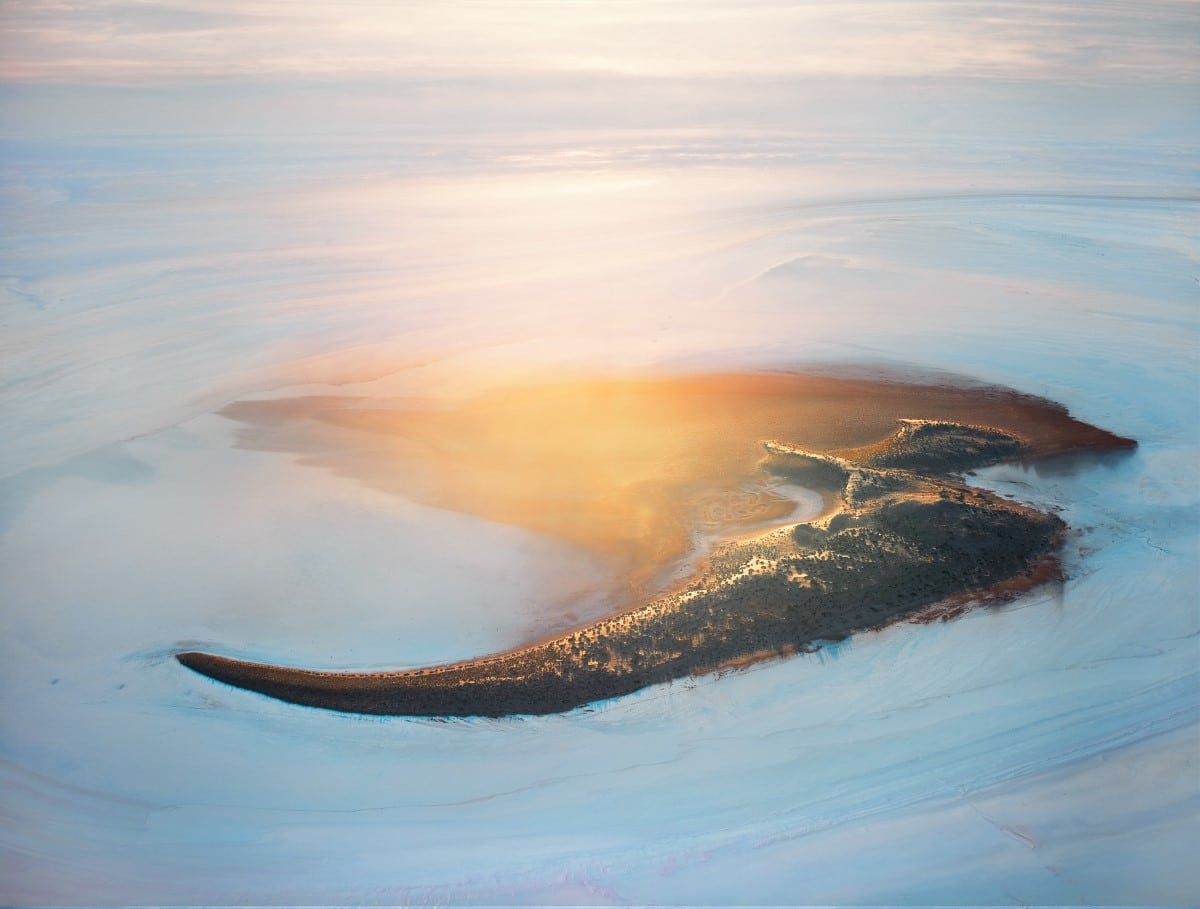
762,449,848,491
178,417,1084,717
862,421,1026,475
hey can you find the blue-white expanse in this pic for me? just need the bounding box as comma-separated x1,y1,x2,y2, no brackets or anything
2,2,1198,905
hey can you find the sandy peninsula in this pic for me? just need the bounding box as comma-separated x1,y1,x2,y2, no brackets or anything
179,369,1135,716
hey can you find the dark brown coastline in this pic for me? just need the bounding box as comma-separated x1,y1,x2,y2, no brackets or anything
179,372,1135,717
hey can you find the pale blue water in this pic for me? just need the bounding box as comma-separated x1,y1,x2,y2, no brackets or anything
2,2,1198,902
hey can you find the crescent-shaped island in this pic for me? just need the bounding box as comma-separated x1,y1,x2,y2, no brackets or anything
178,370,1135,717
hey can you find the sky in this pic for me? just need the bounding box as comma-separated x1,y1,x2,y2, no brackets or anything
1,0,1197,138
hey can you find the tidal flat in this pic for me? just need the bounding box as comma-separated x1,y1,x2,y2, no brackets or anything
180,371,1134,716
3,5,1195,890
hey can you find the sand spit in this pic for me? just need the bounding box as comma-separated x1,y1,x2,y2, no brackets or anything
180,371,1135,716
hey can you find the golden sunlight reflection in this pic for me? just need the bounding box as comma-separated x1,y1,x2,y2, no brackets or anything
225,370,1123,604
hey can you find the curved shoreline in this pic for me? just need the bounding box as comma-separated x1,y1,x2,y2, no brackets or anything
179,372,1135,717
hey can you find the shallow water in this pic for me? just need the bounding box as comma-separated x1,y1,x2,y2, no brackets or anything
2,2,1198,903
3,166,1195,905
